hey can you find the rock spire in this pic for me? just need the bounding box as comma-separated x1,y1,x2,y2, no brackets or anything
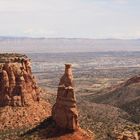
52,64,78,130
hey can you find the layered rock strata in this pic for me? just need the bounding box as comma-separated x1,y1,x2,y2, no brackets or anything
0,58,40,107
52,64,78,130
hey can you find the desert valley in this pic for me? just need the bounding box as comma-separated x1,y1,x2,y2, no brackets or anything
0,51,140,140
29,51,140,140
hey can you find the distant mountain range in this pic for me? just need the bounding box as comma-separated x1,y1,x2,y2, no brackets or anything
0,37,140,53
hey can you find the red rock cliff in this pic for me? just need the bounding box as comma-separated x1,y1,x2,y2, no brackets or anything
0,58,40,107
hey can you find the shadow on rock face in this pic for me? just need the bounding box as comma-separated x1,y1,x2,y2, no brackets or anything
21,116,74,139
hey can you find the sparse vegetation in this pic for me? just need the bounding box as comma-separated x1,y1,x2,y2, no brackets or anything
0,52,140,139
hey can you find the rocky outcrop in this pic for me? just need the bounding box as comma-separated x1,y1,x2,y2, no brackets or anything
52,64,78,130
0,58,40,107
0,54,51,131
123,75,140,87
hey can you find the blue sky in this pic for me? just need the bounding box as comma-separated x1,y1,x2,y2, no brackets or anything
0,0,140,38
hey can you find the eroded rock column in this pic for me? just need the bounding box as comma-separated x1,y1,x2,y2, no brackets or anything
0,58,40,107
0,70,10,106
52,64,78,130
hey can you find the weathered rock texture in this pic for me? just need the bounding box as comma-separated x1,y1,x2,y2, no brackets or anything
0,58,40,107
115,130,140,140
0,100,51,130
52,64,78,130
0,54,51,131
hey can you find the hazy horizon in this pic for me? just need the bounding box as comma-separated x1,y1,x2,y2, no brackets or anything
0,0,140,53
0,38,140,53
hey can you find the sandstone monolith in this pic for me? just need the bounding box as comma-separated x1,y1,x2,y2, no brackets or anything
52,64,78,130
